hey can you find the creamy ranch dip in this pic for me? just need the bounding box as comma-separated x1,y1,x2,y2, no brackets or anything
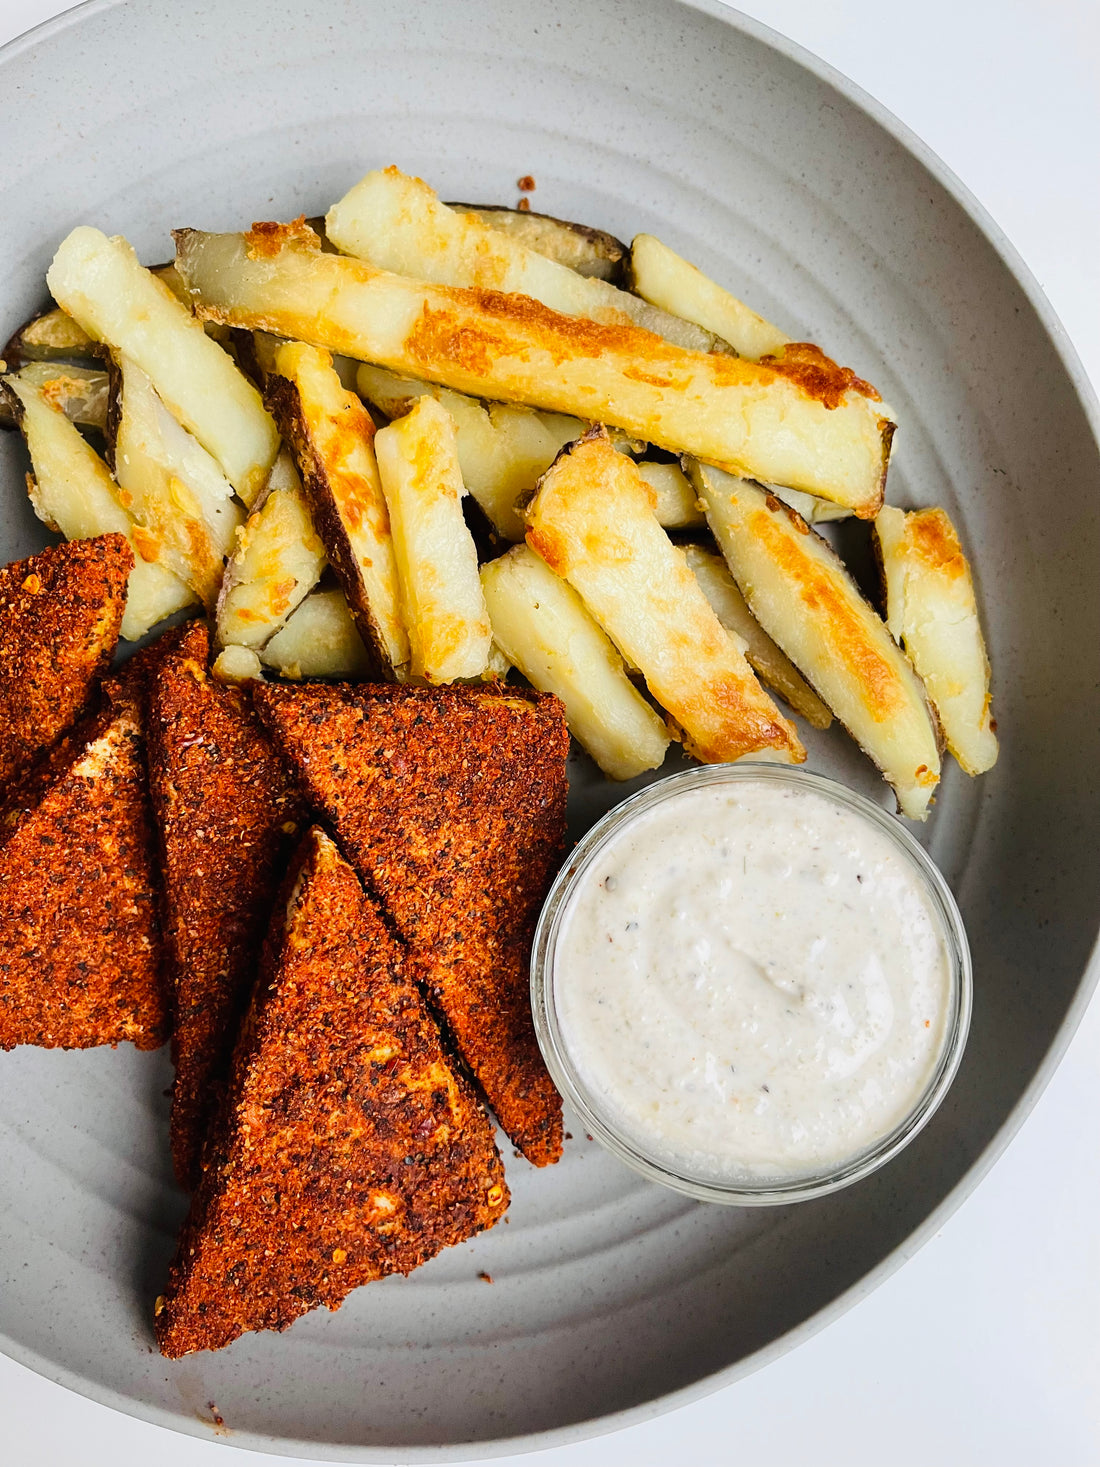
553,780,953,1182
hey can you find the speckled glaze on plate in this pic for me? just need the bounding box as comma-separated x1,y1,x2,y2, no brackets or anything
0,0,1097,1459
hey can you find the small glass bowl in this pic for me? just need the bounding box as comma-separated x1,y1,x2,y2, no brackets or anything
531,764,972,1205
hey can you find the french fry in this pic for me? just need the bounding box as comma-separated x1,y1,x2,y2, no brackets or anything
173,226,893,514
629,233,790,360
3,369,196,639
107,354,243,608
682,544,832,729
634,460,704,529
265,341,408,676
47,227,279,505
525,429,804,764
260,588,372,680
452,203,626,281
0,362,108,430
481,545,670,780
328,167,720,351
356,363,581,540
874,505,997,775
373,396,492,683
214,448,325,650
688,459,940,817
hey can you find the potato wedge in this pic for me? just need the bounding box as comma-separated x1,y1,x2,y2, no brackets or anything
214,448,325,649
682,544,832,729
107,354,243,608
327,168,721,352
482,545,669,780
449,203,626,281
174,227,892,513
689,460,940,817
3,306,98,365
0,362,108,431
4,369,196,639
874,505,998,776
374,396,492,683
357,362,582,540
629,233,790,360
47,227,279,505
635,460,704,529
525,429,803,764
260,587,372,680
211,645,264,684
265,340,407,676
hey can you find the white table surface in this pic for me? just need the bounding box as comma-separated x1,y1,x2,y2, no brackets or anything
0,0,1097,1462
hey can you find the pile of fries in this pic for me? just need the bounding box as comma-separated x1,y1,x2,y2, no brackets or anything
0,165,997,819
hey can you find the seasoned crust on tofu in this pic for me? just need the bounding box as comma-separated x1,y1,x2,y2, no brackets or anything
156,826,507,1357
146,620,305,1188
0,659,168,1051
0,533,131,786
253,681,569,1167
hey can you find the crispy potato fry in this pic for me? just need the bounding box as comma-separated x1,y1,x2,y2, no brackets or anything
107,354,242,608
260,587,372,680
482,545,670,779
266,341,408,676
4,369,196,639
3,306,98,365
451,203,626,281
629,233,790,360
328,168,719,352
0,362,108,430
214,448,325,649
356,363,581,540
689,460,940,817
47,227,279,505
174,227,892,513
874,505,997,775
211,645,264,684
682,544,832,729
525,429,804,764
635,460,704,529
374,396,492,683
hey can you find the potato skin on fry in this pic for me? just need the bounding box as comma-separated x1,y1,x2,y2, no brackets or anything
525,428,804,765
264,341,407,678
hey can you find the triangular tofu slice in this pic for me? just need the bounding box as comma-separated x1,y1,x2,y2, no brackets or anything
155,826,508,1357
0,661,168,1050
146,621,304,1187
0,533,131,785
253,682,569,1166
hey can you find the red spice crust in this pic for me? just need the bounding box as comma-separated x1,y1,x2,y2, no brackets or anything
0,534,131,786
146,620,305,1187
155,826,507,1357
0,657,168,1051
253,681,568,1166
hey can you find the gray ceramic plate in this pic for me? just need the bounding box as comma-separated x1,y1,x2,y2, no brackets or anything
0,0,1098,1460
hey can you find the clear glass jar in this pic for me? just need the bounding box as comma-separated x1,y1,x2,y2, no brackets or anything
531,764,973,1205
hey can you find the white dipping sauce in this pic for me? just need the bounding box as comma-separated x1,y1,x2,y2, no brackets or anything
553,781,953,1182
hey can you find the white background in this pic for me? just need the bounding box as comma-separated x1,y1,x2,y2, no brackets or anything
0,0,1097,1463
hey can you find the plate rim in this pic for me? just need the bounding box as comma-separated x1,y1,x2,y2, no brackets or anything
0,0,1097,1458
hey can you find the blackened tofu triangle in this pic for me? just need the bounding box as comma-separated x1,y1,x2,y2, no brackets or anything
147,621,304,1188
155,825,508,1358
0,660,168,1051
253,681,569,1166
0,533,131,787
